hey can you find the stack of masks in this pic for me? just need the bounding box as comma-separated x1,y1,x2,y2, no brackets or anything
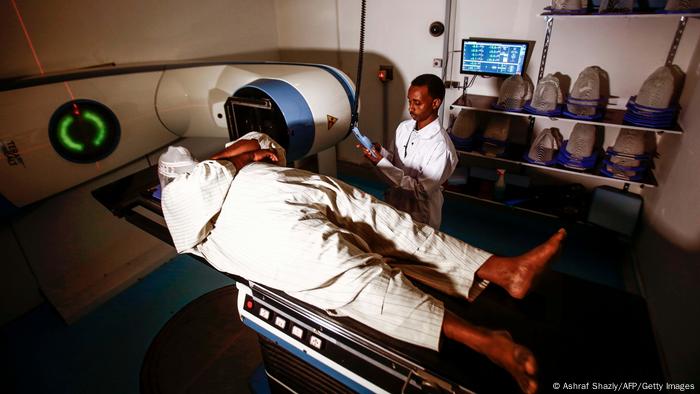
564,66,608,120
600,129,655,181
546,0,589,13
598,0,634,13
524,128,563,166
480,114,512,157
449,109,477,151
556,123,598,170
493,75,533,112
525,74,564,116
663,0,700,13
624,65,684,129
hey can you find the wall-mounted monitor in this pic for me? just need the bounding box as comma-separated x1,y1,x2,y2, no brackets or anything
460,38,530,77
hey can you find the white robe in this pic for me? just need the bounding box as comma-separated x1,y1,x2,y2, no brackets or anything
162,135,490,351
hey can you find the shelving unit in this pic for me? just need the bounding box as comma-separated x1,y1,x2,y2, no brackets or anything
456,148,657,188
449,11,696,198
450,94,683,135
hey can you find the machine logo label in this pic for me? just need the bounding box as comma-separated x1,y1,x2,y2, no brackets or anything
1,140,25,167
326,115,338,130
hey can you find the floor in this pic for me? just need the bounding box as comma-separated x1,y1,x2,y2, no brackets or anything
0,173,633,394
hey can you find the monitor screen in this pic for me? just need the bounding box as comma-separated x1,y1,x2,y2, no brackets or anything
460,39,529,77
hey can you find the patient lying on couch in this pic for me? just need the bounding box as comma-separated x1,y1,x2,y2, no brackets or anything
160,132,565,394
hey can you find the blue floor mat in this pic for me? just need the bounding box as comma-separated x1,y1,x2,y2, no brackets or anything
1,256,233,394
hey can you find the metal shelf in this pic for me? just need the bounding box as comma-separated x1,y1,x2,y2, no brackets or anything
450,94,684,135
540,12,700,19
455,149,657,189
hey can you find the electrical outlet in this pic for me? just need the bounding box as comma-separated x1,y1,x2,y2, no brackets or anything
432,58,443,68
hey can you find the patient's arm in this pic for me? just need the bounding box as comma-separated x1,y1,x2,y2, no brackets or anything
225,149,279,171
442,311,537,394
210,139,261,161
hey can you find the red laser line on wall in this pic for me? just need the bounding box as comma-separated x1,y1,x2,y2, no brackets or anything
11,0,76,101
11,0,44,75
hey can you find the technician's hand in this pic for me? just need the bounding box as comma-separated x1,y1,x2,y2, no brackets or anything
356,142,383,165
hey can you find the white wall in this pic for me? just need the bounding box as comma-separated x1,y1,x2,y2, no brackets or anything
0,0,280,79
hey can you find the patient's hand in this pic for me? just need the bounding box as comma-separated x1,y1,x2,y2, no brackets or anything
228,149,278,171
210,139,261,160
252,149,278,163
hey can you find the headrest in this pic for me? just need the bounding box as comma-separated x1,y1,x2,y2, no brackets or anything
551,0,587,11
665,0,700,11
496,75,533,111
451,109,477,140
530,74,564,113
567,66,606,117
566,123,596,158
636,65,685,109
481,114,511,157
526,128,562,165
598,0,633,13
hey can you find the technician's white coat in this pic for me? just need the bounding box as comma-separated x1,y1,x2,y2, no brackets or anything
376,118,457,229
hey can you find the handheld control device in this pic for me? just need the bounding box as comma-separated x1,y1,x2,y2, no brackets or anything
352,126,376,158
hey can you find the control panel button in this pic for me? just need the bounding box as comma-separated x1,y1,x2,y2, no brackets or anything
274,316,287,330
309,335,323,350
291,325,304,340
259,307,271,320
244,296,254,311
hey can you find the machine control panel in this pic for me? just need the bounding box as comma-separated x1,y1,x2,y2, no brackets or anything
243,294,322,351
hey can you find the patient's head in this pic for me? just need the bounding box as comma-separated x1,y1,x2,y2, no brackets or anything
157,146,198,189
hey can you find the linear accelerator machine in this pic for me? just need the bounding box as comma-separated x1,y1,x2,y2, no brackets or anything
3,62,663,393
0,62,353,208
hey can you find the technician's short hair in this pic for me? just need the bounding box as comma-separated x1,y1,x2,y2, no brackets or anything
411,74,445,101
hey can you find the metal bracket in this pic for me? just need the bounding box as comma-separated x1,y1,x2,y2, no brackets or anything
538,16,554,83
666,16,688,66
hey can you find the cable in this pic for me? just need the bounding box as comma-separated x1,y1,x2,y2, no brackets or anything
461,75,478,97
351,0,366,127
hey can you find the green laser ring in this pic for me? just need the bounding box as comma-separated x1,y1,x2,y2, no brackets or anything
57,111,109,153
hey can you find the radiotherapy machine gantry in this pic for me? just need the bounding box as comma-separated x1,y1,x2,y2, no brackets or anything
0,62,355,208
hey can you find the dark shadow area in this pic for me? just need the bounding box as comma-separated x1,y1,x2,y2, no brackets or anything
633,218,700,383
552,71,571,99
141,285,262,394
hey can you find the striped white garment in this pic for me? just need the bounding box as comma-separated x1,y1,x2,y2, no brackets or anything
162,135,491,351
202,162,491,350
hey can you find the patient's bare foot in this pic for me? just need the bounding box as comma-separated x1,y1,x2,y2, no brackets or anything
477,228,566,299
482,330,538,394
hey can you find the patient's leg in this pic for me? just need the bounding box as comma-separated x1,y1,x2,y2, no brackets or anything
475,228,566,299
310,174,564,300
443,311,537,394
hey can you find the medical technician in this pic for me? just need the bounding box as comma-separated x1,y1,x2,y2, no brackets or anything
358,74,457,229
